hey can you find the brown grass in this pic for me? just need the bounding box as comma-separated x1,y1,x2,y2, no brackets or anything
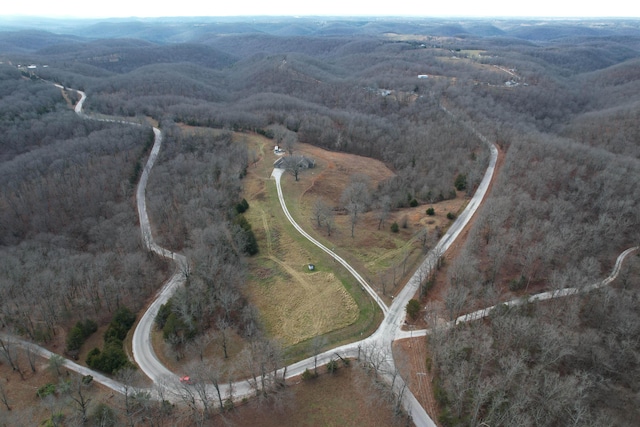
394,142,507,424
237,130,467,346
281,141,467,304
145,127,364,372
0,350,122,426
394,337,438,421
240,135,362,348
0,345,411,426
146,125,473,424
218,365,412,427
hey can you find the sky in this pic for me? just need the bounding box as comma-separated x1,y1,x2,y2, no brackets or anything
1,0,639,19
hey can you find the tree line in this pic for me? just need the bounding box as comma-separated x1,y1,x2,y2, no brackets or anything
429,254,640,426
424,26,640,426
0,72,166,345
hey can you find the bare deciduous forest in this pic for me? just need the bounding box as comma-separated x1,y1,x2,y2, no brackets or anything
0,68,167,340
1,16,639,426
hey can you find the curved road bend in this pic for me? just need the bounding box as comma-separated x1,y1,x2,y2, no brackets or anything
17,83,552,426
51,85,495,425
60,87,257,398
269,113,498,344
452,245,640,326
49,84,494,424
54,86,184,385
131,125,257,398
271,119,498,426
11,83,635,426
270,168,388,315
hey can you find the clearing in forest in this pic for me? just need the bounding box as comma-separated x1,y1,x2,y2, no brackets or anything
239,133,369,352
181,126,466,354
167,125,466,355
278,142,467,305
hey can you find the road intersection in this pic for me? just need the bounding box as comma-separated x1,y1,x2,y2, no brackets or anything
6,84,636,426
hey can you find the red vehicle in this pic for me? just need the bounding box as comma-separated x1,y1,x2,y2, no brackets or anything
179,376,193,384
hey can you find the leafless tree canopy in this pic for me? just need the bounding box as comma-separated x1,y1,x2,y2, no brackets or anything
2,16,640,425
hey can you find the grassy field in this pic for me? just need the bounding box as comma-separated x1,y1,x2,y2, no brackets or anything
276,141,466,305
0,126,465,426
169,125,465,359
240,133,381,359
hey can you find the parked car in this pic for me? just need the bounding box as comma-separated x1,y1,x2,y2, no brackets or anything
179,376,194,384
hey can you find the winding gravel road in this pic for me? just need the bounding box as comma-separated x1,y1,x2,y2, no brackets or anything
267,104,499,425
5,84,636,426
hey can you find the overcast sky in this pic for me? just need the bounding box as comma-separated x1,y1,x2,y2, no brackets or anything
1,0,639,19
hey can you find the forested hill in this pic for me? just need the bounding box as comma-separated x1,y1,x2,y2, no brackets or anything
2,16,640,49
3,17,639,212
2,16,640,425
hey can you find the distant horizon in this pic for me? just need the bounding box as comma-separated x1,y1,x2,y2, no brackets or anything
2,14,639,20
0,0,638,20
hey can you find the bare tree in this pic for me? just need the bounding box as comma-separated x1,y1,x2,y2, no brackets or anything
341,174,371,238
282,155,307,182
147,376,174,427
225,365,236,409
69,375,92,424
239,344,260,397
117,367,146,427
176,376,202,426
283,132,297,156
359,341,390,376
187,362,213,421
378,271,388,296
48,354,65,379
241,336,284,398
217,317,231,359
324,209,335,236
272,125,288,147
444,284,469,322
312,198,332,229
219,286,240,323
486,235,509,283
0,337,20,373
375,195,392,230
194,359,225,413
0,379,10,411
311,336,328,376
187,330,216,362
24,343,38,373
